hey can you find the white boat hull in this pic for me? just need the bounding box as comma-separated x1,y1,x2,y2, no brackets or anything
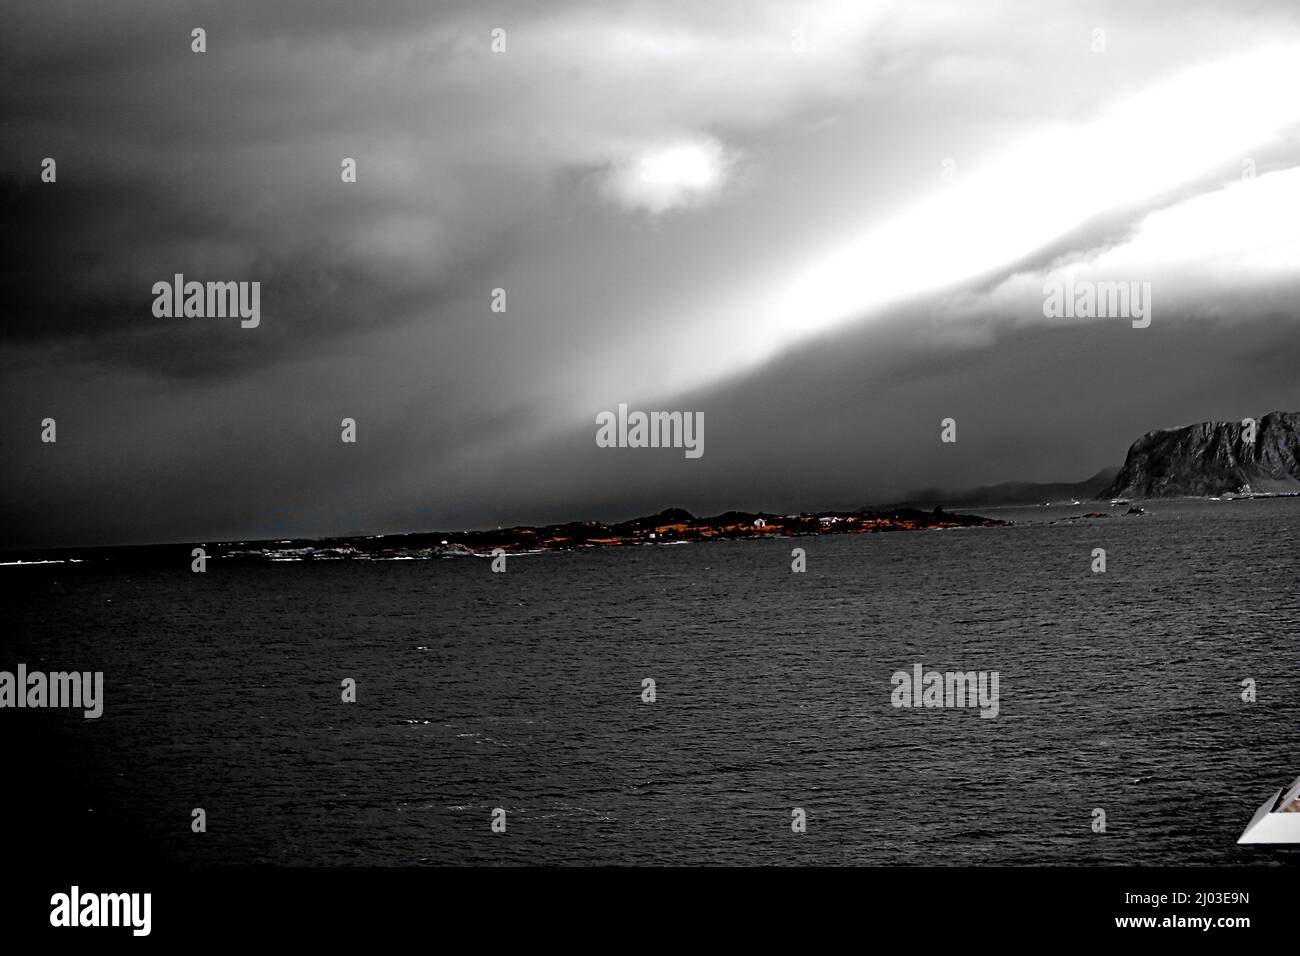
1238,788,1300,843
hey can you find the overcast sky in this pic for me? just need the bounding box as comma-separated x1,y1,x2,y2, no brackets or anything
3,0,1300,548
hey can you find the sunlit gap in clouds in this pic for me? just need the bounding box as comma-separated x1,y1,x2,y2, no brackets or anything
600,137,732,214
683,45,1300,394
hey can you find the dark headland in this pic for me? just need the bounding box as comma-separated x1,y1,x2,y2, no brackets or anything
1101,410,1300,499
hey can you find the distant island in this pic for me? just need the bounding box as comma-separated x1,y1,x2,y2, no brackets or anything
219,506,1004,562
877,467,1119,511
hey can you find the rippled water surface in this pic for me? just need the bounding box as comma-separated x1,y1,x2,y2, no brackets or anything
6,498,1299,865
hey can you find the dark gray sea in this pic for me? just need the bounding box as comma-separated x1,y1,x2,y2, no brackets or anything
5,497,1299,865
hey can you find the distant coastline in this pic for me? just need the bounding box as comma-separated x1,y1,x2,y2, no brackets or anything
0,506,1003,567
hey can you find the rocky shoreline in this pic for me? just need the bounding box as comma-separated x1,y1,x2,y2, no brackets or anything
218,506,1004,562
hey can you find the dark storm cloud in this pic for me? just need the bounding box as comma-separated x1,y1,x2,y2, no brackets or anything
0,0,561,382
0,166,506,378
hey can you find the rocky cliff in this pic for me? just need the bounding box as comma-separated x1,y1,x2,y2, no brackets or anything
1102,411,1300,499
